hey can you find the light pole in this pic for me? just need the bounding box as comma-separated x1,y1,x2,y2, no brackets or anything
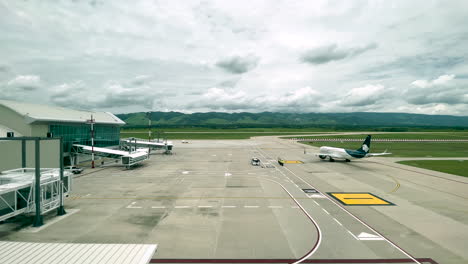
146,111,152,142
146,112,152,153
86,115,95,168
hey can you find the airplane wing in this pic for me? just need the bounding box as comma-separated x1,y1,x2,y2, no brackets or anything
366,150,392,157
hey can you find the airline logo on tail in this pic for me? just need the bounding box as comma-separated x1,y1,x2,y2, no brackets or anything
362,144,369,152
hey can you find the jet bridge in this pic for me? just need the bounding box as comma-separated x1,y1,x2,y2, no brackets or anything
71,144,149,167
122,138,173,154
0,168,72,222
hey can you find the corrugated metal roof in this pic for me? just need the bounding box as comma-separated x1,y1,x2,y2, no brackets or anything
0,100,125,125
0,241,157,264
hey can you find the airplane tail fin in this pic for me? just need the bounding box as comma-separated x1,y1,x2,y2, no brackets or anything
356,135,371,153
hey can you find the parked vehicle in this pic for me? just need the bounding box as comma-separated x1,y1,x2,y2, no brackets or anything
65,166,84,174
251,157,260,166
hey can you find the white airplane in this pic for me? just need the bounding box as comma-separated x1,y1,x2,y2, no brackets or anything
306,135,391,162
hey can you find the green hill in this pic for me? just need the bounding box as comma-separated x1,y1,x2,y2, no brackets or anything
115,112,468,129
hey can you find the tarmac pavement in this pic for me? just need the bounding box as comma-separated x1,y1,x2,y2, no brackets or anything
0,137,466,264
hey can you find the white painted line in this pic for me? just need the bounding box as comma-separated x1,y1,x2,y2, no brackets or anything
198,205,213,208
333,218,343,226
244,205,259,208
322,208,330,215
257,174,322,263
175,206,191,209
280,166,421,264
268,205,283,209
127,202,143,209
222,205,236,208
357,232,385,240
347,230,359,240
85,194,91,197
248,172,256,175
294,184,299,188
151,206,166,209
307,194,326,199
224,172,232,177
313,200,320,206
20,209,80,233
291,205,299,209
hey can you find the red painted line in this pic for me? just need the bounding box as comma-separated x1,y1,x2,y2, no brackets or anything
150,258,438,264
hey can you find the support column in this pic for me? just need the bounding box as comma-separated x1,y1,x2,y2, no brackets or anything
33,138,43,227
21,139,26,169
57,137,66,216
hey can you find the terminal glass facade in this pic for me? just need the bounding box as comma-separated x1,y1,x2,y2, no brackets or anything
49,124,120,152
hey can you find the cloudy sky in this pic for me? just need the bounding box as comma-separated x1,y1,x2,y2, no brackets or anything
1,0,467,115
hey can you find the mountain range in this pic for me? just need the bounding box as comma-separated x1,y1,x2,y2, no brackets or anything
115,112,468,129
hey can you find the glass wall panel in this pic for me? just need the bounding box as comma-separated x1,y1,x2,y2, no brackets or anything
49,124,120,152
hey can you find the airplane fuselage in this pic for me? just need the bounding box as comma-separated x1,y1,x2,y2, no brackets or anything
318,146,367,161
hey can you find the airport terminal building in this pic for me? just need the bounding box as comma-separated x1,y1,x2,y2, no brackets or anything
0,100,125,170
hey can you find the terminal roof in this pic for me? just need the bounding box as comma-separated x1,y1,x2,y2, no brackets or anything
0,100,125,125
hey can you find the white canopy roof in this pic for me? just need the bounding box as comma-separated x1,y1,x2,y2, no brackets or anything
0,100,125,125
73,144,148,159
0,241,157,264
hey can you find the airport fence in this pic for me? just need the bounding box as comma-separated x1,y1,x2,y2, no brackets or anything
289,138,468,142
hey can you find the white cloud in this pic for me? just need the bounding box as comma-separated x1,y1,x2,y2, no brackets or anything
406,74,466,106
0,1,467,115
411,74,455,88
6,75,41,90
215,55,259,74
341,84,387,106
50,79,157,110
188,86,321,112
301,43,378,65
0,74,42,101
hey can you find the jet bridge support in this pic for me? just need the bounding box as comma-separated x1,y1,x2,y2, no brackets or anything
0,136,70,227
121,138,173,154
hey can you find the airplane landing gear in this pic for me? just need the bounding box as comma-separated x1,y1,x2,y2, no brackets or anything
345,159,351,162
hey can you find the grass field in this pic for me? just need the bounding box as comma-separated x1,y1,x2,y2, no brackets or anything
122,127,333,133
121,132,329,140
300,141,468,157
397,160,468,177
121,128,331,140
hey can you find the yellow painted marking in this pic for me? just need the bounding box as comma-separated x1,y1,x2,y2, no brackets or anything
329,193,391,205
282,160,304,164
386,175,401,194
